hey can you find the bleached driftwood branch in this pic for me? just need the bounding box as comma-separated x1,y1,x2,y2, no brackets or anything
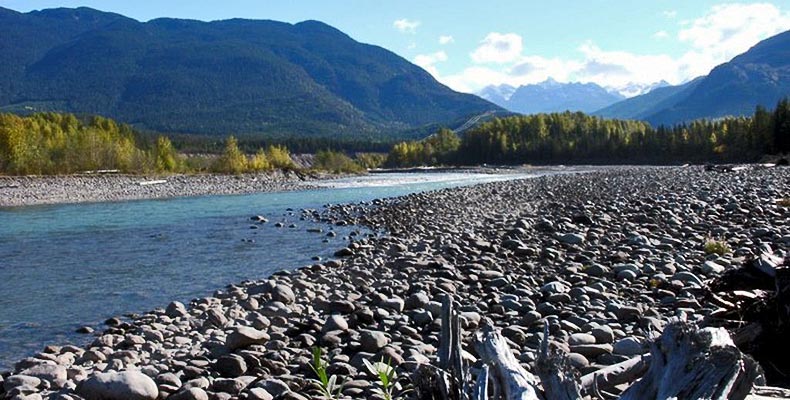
413,294,780,399
474,322,541,400
618,322,763,400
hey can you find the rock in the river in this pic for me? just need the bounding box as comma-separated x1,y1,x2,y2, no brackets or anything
166,301,189,318
76,371,158,400
76,326,94,334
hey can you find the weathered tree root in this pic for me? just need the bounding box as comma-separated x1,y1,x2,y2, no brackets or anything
619,322,764,400
413,294,785,399
706,249,789,387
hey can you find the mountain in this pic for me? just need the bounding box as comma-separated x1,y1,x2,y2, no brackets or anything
478,84,516,105
593,78,703,120
595,30,790,126
608,80,671,98
0,7,497,139
478,79,624,115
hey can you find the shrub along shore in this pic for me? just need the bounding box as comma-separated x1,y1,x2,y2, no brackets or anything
1,165,788,399
0,113,384,177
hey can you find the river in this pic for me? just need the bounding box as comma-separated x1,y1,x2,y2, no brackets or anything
0,169,572,369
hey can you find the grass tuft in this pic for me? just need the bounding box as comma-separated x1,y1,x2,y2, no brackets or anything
704,238,731,256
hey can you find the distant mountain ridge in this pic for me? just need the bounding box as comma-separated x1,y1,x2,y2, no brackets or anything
0,7,498,138
593,78,704,121
611,80,671,98
478,84,517,105
478,79,624,115
594,30,790,125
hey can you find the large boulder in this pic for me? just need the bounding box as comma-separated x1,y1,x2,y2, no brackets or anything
226,326,270,351
322,315,349,333
271,285,295,304
76,371,158,400
169,388,209,400
359,330,389,352
215,354,247,378
20,364,67,388
166,301,189,318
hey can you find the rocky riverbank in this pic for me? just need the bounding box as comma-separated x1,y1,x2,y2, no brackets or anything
0,171,333,207
2,166,789,400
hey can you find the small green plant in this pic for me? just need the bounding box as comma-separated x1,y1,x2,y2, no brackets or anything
363,357,406,400
704,238,731,256
648,278,661,289
308,347,343,399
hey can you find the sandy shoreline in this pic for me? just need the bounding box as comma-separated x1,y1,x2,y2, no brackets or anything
1,166,788,400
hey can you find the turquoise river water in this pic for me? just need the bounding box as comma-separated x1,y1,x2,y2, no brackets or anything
0,169,571,370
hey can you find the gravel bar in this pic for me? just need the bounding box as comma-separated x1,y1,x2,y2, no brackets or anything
0,171,332,207
1,165,788,400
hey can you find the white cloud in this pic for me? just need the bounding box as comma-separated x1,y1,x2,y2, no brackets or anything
508,55,581,82
471,32,523,64
442,66,513,93
438,38,679,95
431,3,790,96
408,42,417,50
676,2,790,78
575,42,681,94
663,10,677,19
439,35,455,45
413,51,448,77
440,56,581,93
393,18,420,34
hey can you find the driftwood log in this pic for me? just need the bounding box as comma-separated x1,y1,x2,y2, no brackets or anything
411,295,470,400
412,292,789,399
618,323,762,400
579,354,650,395
706,248,789,388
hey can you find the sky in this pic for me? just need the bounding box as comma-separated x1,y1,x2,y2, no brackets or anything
2,0,790,96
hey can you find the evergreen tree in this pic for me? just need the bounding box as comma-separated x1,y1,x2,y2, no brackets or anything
773,98,790,153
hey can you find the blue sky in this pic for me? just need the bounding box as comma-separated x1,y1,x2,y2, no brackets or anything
2,0,789,96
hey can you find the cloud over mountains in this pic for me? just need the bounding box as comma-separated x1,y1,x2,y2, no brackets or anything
413,2,790,96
